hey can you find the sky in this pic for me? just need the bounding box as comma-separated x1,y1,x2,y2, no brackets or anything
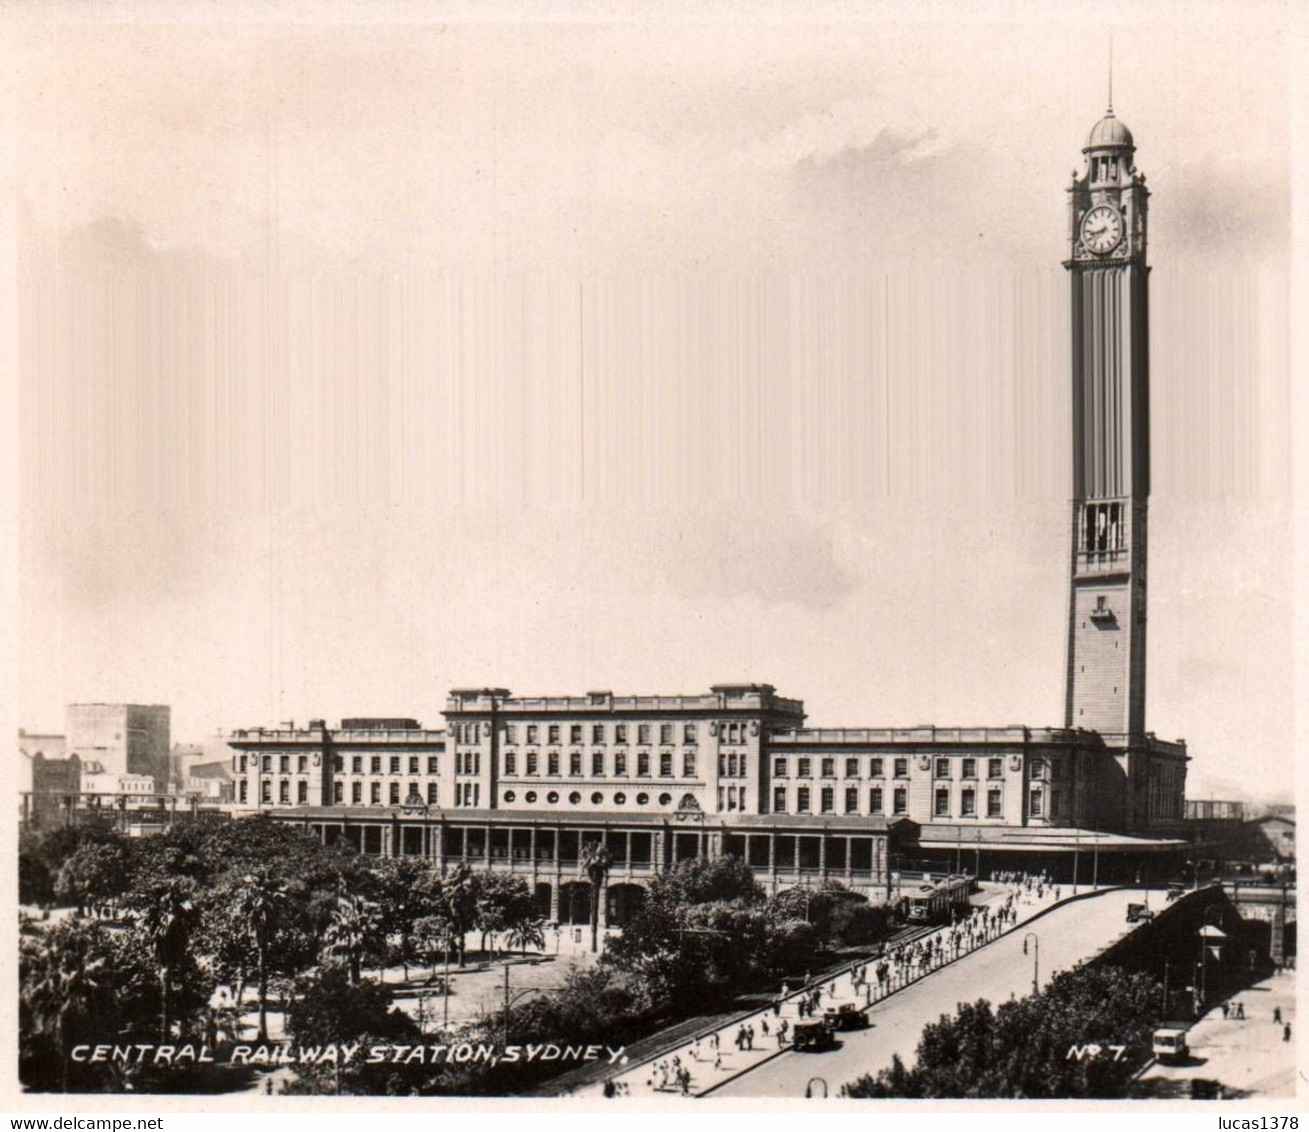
8,0,1299,803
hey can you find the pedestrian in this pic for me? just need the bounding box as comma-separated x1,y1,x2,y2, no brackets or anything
1283,1023,1291,1043
1274,1006,1282,1024
604,1079,616,1098
1238,1002,1245,1020
714,1051,722,1070
1222,1002,1230,1020
761,1017,769,1037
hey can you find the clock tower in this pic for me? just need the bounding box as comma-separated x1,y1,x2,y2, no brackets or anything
1064,106,1150,737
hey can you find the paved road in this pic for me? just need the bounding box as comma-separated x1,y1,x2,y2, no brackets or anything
1137,970,1296,1099
716,886,1154,1097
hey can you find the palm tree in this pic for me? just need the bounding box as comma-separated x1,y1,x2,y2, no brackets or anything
234,869,292,1042
580,840,613,953
20,922,110,1091
133,878,199,1042
324,893,383,985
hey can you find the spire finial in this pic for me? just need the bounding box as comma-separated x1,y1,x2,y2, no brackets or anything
1107,35,1114,114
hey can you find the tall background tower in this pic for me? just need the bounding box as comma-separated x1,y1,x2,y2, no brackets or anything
1064,104,1151,738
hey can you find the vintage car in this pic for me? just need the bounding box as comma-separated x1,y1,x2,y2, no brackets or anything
1152,1024,1190,1064
1125,902,1155,923
823,1003,871,1032
791,1021,837,1051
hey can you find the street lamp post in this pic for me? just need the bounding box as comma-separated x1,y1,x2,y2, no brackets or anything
1023,932,1040,995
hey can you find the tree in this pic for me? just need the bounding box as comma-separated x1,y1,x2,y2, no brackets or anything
473,873,541,956
325,893,385,985
374,858,436,980
127,877,200,1041
19,840,54,910
233,868,294,1041
430,865,479,967
20,920,112,1091
579,840,613,953
55,841,128,918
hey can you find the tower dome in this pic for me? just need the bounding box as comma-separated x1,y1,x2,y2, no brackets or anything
1085,109,1133,150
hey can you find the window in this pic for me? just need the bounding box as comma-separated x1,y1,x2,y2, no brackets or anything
821,758,835,778
334,782,344,803
797,787,811,813
820,787,834,813
638,752,650,777
334,755,344,773
428,783,438,805
390,783,400,805
390,757,400,774
504,790,516,804
298,755,308,773
525,791,537,804
718,754,727,776
505,751,517,775
569,751,582,775
658,793,672,806
279,780,290,804
298,781,308,803
261,781,271,803
984,785,1002,815
616,724,628,743
936,758,950,779
988,758,1002,779
592,724,605,743
638,724,651,744
568,791,582,805
870,758,884,778
869,787,883,814
547,791,559,804
571,725,583,744
240,781,248,802
505,725,517,743
527,725,538,744
893,788,908,815
934,787,950,817
352,756,362,773
774,758,787,777
727,753,737,777
370,782,381,804
409,757,419,775
407,781,418,802
548,752,560,776
548,725,560,744
683,752,696,777
845,758,860,778
773,786,787,813
1029,789,1043,817
636,792,648,805
526,752,538,775
684,723,697,744
614,792,626,804
262,755,272,772
660,751,673,776
845,787,858,813
615,751,627,776
592,751,604,776
961,788,976,816
894,758,908,778
962,758,977,779
238,755,247,773
660,723,673,744
371,756,381,774
797,757,811,778
591,791,603,804
352,782,362,804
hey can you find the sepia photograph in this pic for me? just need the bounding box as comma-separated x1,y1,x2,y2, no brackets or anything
6,0,1302,1112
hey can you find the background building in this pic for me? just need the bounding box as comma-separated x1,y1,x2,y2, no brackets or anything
65,704,171,792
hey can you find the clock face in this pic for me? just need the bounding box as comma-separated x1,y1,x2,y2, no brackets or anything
1080,205,1124,255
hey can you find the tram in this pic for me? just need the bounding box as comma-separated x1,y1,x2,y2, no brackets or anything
903,873,974,924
